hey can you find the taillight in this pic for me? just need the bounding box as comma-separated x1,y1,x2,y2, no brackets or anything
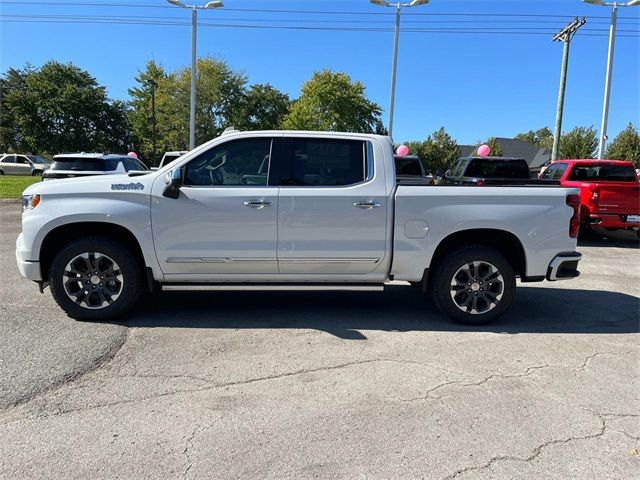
566,194,581,238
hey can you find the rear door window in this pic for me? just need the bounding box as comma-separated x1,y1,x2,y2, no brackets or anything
273,138,367,186
552,163,568,180
2,155,16,163
540,164,557,179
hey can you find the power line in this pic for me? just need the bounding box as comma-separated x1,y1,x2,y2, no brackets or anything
1,16,637,37
1,1,639,22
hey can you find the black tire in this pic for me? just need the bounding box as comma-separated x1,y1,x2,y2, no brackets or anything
49,237,143,321
0,169,4,175
32,170,42,176
430,245,516,325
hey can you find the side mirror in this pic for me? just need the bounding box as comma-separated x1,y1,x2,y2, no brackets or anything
162,168,183,199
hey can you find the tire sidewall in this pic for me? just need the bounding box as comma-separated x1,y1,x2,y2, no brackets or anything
432,246,516,325
49,237,141,320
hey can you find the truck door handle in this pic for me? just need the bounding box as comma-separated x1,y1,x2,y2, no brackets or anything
354,201,381,209
244,200,271,209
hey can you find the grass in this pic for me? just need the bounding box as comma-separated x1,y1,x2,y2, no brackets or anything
0,175,42,199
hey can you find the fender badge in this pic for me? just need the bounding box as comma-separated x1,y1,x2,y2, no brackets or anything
111,182,144,191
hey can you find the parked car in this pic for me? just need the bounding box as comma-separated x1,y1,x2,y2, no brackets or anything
0,154,50,176
442,157,541,185
394,155,434,185
17,130,581,325
540,159,639,235
42,153,148,180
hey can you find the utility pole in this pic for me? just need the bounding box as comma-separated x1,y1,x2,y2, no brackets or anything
150,80,157,167
551,17,586,162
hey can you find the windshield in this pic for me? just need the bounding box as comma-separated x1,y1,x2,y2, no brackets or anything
568,164,637,182
51,157,121,171
26,156,49,164
465,159,530,179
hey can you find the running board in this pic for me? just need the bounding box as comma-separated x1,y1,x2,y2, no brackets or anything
162,283,385,292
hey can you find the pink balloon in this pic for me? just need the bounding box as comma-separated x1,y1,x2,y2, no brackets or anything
396,145,410,156
477,144,491,156
127,151,138,159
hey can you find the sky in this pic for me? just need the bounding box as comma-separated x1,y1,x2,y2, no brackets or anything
0,0,638,145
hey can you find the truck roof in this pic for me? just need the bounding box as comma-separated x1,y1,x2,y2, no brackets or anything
553,159,634,165
53,153,131,160
220,129,391,142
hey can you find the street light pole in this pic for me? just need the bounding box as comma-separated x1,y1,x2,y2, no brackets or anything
388,5,401,138
166,0,224,150
370,0,430,138
598,5,617,159
582,0,640,159
190,7,197,150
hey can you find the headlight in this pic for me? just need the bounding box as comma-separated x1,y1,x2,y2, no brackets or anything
21,194,41,212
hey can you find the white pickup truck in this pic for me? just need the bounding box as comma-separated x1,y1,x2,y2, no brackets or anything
16,130,582,324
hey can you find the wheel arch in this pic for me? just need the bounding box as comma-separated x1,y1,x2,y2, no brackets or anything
40,222,150,283
427,228,527,284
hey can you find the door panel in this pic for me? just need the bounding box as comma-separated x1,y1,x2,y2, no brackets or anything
274,137,388,275
151,136,279,276
151,187,278,275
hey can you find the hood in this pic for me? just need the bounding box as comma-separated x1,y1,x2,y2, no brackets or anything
23,172,158,197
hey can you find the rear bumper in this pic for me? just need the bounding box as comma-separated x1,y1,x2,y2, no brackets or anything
15,233,42,281
546,252,581,281
585,213,640,229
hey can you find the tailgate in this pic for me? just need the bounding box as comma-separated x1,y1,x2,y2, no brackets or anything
593,182,640,214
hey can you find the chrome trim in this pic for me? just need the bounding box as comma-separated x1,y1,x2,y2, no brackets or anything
162,284,385,292
277,258,380,264
165,257,275,264
243,200,272,208
547,252,582,281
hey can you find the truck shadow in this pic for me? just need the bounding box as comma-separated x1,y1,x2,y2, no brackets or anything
116,286,639,339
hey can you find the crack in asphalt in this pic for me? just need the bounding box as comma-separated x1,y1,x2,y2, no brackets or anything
182,421,218,479
441,414,609,480
400,363,551,402
0,327,130,411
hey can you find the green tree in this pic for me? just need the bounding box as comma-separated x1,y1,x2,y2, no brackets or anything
282,69,382,133
515,127,554,149
0,66,31,152
403,127,460,175
232,83,290,130
606,123,640,167
6,61,130,154
128,60,168,163
560,126,598,159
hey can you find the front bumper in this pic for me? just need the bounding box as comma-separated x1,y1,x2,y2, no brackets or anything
15,233,42,281
546,251,581,281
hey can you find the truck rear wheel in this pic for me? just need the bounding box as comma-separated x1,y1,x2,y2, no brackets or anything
430,246,515,325
49,237,143,320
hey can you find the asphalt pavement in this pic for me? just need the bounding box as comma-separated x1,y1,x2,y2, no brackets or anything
0,201,638,479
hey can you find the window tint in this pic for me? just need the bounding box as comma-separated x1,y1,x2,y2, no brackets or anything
16,156,28,164
395,157,423,176
122,158,147,171
2,155,16,164
274,138,367,186
51,157,118,171
552,163,568,180
540,164,556,179
184,138,272,186
568,164,637,182
465,159,530,179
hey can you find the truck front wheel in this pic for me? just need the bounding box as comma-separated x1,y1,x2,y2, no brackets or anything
49,237,143,320
430,246,516,325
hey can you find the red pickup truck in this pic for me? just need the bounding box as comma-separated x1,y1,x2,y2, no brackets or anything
540,159,640,235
